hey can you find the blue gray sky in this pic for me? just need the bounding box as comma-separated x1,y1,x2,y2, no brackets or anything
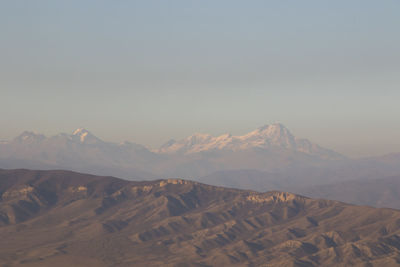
1,1,400,157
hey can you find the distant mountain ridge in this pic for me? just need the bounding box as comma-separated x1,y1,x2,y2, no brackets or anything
5,124,341,159
158,123,342,159
12,128,142,148
297,175,400,209
3,124,400,210
0,128,158,180
0,124,345,179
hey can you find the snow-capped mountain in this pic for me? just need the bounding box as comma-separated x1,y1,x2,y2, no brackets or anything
0,124,350,180
13,131,46,144
12,128,104,146
0,129,158,180
158,123,341,159
3,125,400,205
71,128,102,144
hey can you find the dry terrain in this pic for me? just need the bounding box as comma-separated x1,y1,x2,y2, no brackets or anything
1,169,400,266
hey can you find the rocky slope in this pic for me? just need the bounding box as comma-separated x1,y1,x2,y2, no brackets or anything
1,169,400,266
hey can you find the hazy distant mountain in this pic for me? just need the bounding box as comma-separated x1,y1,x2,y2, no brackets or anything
155,123,348,178
197,165,400,209
0,129,160,180
197,169,339,193
199,169,287,191
297,175,400,209
158,123,342,160
0,124,345,179
1,169,400,266
3,124,400,206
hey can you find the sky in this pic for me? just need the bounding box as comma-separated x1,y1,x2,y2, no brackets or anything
1,1,400,157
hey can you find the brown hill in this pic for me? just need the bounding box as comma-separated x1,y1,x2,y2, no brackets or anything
1,169,400,266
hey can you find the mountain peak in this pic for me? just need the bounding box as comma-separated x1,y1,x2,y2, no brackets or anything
240,123,296,149
72,128,91,136
14,131,46,143
254,123,291,137
72,128,100,144
257,123,286,131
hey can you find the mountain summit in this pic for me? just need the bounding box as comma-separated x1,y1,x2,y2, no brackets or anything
72,128,101,144
14,131,46,143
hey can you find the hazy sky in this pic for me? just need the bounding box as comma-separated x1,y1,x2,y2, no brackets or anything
1,1,400,157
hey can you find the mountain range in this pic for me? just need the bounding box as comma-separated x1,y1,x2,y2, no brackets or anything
0,124,344,178
2,124,400,209
157,124,340,159
1,169,400,266
0,128,159,180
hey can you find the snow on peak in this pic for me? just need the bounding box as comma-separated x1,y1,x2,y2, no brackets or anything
158,123,333,156
242,123,296,149
187,133,213,142
251,123,291,137
257,123,285,131
72,128,100,144
73,128,90,136
14,131,46,143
